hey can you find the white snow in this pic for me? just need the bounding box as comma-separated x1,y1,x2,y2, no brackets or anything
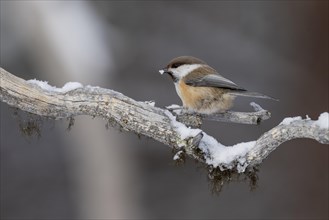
279,113,328,130
173,150,184,160
28,79,83,93
28,79,57,92
165,110,201,140
198,133,255,172
166,104,181,110
315,112,329,129
159,69,165,75
165,110,255,172
280,116,302,125
60,82,83,93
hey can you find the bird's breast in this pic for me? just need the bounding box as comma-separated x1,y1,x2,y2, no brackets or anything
174,80,234,114
176,80,206,108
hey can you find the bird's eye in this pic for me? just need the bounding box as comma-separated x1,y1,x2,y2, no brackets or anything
172,63,182,68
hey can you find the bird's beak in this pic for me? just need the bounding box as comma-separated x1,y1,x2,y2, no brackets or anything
159,68,176,81
159,68,170,75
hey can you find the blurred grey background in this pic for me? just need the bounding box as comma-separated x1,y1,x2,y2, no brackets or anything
0,1,328,219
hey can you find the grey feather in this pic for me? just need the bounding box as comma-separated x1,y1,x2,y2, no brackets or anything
229,91,279,101
184,73,278,101
185,74,246,91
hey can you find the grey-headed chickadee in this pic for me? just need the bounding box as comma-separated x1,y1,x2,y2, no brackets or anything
159,56,276,114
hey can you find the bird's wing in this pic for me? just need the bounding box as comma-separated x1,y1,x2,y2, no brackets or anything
184,73,246,91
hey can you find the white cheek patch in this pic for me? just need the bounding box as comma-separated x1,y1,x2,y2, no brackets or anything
170,64,203,78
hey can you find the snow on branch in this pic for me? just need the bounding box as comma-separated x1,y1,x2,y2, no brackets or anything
1,67,328,174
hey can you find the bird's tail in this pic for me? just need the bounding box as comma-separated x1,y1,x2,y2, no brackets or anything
229,90,279,101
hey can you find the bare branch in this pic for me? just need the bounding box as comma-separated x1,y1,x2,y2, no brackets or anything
167,102,271,126
1,67,328,173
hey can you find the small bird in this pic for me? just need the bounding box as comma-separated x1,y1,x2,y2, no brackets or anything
159,56,276,114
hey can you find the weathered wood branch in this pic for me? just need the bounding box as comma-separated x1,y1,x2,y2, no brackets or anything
247,118,329,166
1,67,328,173
168,102,271,126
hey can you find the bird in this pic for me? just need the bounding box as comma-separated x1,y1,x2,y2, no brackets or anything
159,56,277,114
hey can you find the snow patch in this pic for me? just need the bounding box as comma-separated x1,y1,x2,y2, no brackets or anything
279,113,328,130
28,79,57,92
60,82,83,93
165,110,201,140
166,104,181,110
165,110,256,172
315,112,329,129
173,150,184,160
199,133,255,172
28,79,83,93
280,116,302,125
